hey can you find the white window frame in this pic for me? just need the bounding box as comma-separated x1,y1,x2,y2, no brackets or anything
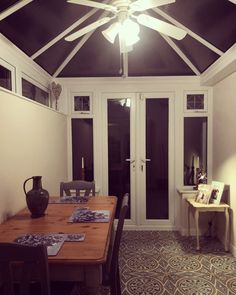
21,72,50,106
184,90,208,113
21,72,49,94
71,92,93,115
0,58,16,92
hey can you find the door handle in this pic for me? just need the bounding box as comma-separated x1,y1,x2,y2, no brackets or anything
126,159,135,170
140,159,151,171
126,159,135,164
141,159,151,163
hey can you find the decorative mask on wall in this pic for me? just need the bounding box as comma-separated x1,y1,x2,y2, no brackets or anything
50,82,62,110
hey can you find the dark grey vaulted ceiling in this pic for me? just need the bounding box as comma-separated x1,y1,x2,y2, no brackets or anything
0,0,235,78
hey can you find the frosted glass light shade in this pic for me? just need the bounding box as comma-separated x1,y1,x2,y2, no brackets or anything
102,22,121,44
121,18,140,46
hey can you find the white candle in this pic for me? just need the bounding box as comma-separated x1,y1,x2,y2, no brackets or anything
196,156,199,169
82,157,84,169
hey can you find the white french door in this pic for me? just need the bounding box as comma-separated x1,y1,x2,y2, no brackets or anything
101,92,174,228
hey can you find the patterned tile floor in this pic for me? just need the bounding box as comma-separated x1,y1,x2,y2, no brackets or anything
118,231,236,295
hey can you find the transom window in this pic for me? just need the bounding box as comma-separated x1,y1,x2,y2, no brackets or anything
22,78,49,107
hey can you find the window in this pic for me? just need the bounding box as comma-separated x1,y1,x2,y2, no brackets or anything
71,93,92,114
184,91,207,112
184,117,208,186
71,119,94,181
187,94,204,110
0,61,13,90
22,78,49,107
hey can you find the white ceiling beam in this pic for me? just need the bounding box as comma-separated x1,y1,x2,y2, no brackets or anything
53,10,109,77
153,7,224,56
53,33,92,78
160,33,201,75
201,43,236,86
0,0,33,21
31,0,110,59
31,8,97,59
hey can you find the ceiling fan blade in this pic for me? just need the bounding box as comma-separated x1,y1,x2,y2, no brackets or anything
137,14,187,40
65,17,111,41
67,0,117,12
130,0,175,12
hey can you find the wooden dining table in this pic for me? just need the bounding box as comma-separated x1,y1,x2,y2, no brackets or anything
0,196,117,295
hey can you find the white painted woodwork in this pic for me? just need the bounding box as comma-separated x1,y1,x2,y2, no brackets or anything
160,34,200,75
201,44,236,86
53,10,110,77
0,0,33,21
31,8,99,59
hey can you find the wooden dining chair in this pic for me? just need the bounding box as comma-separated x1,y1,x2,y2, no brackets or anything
102,193,129,295
0,243,50,295
60,180,95,197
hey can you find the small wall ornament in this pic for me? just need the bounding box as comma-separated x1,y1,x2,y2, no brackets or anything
50,81,62,110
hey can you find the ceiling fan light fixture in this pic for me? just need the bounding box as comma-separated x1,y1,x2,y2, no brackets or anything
102,22,121,44
120,18,140,46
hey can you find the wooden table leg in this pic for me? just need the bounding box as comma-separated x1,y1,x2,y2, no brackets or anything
194,209,200,250
84,265,102,295
224,207,229,252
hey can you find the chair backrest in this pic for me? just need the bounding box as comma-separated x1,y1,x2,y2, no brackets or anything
110,193,129,278
0,243,50,295
60,180,95,197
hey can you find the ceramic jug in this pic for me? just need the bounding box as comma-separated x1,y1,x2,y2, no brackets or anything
23,176,49,218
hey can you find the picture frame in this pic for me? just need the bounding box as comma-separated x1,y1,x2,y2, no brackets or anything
209,181,224,205
71,92,92,115
195,184,212,204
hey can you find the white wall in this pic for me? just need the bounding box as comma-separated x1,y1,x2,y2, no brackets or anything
212,71,236,255
0,89,68,223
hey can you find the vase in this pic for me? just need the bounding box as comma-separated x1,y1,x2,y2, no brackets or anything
23,176,49,218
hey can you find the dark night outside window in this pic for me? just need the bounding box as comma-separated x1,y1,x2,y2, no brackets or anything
74,96,90,112
146,98,169,219
108,99,131,219
0,64,12,90
72,119,94,181
187,94,204,110
22,78,49,107
184,117,208,186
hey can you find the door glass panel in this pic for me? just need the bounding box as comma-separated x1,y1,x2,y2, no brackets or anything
146,98,169,219
108,99,130,218
72,119,94,181
184,117,208,186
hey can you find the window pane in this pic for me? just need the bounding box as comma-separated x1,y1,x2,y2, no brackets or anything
22,78,49,106
187,94,204,110
184,117,208,186
72,119,94,181
146,98,169,219
108,99,130,218
74,96,90,112
0,64,12,90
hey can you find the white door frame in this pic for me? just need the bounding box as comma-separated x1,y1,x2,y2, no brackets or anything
137,92,175,228
101,92,137,226
101,91,175,229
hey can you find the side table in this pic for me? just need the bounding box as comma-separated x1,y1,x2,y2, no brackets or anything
187,199,230,251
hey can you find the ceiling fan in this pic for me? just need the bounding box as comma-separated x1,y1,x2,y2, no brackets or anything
65,0,187,53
